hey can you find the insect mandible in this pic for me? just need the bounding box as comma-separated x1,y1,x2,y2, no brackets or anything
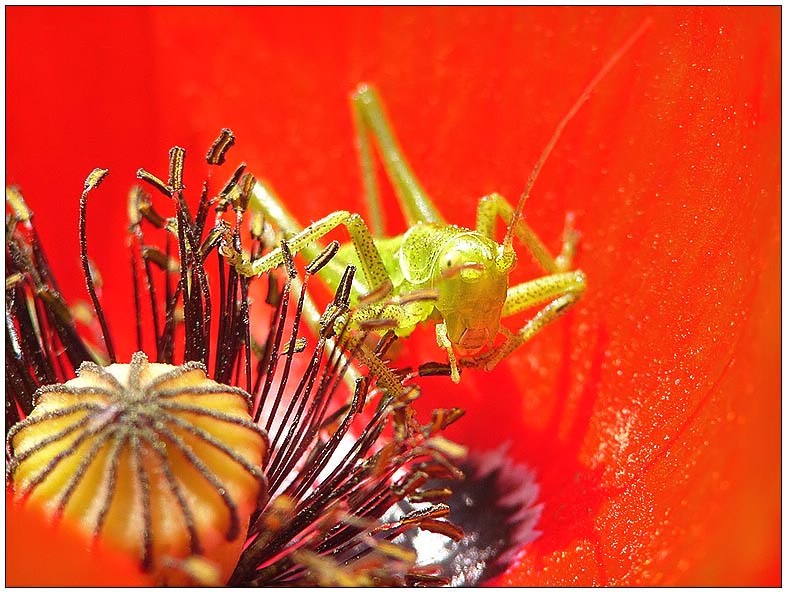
224,22,650,388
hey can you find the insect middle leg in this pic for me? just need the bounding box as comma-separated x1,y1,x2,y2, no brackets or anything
476,192,579,274
472,192,586,370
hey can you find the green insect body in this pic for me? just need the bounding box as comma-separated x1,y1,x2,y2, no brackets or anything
225,23,648,389
336,222,511,351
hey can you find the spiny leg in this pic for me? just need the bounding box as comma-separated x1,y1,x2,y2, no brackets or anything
350,290,444,391
473,191,585,368
239,182,393,303
469,271,586,371
243,182,405,398
352,84,444,227
280,237,428,401
245,180,342,281
476,192,579,274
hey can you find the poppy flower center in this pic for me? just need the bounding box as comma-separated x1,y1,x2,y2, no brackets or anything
389,445,543,585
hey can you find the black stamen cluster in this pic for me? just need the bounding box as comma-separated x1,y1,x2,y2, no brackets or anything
5,131,466,586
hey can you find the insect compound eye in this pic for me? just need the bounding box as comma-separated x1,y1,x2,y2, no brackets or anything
438,234,496,283
439,250,485,282
438,250,460,279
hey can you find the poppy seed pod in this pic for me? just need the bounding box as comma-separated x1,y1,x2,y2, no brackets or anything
8,353,268,585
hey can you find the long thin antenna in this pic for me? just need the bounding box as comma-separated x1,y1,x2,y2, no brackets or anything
502,19,652,253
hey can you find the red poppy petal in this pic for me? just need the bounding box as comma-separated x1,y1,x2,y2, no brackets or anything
6,491,152,586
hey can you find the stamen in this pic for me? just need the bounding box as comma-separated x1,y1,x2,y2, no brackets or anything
6,186,32,221
280,240,297,279
334,264,355,308
390,446,543,586
305,240,340,275
278,336,308,356
79,168,115,361
206,128,236,166
142,246,179,272
136,168,171,198
7,133,468,587
218,162,247,202
130,246,144,351
168,147,185,193
416,361,454,377
237,172,256,212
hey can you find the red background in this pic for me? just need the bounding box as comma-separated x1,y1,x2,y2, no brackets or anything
6,6,780,586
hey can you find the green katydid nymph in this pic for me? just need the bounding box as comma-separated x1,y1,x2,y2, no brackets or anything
223,22,649,388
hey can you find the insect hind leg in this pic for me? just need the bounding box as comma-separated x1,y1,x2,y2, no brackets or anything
352,84,445,228
245,180,354,286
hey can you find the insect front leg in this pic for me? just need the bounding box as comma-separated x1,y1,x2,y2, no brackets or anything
468,271,586,371
231,183,394,299
292,274,407,400
236,181,413,399
476,192,579,274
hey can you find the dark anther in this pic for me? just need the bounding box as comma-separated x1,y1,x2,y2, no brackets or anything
237,172,256,212
417,361,454,377
206,128,236,165
168,147,186,192
305,240,340,275
219,163,247,199
334,265,355,308
280,241,297,279
79,168,116,362
136,168,172,197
